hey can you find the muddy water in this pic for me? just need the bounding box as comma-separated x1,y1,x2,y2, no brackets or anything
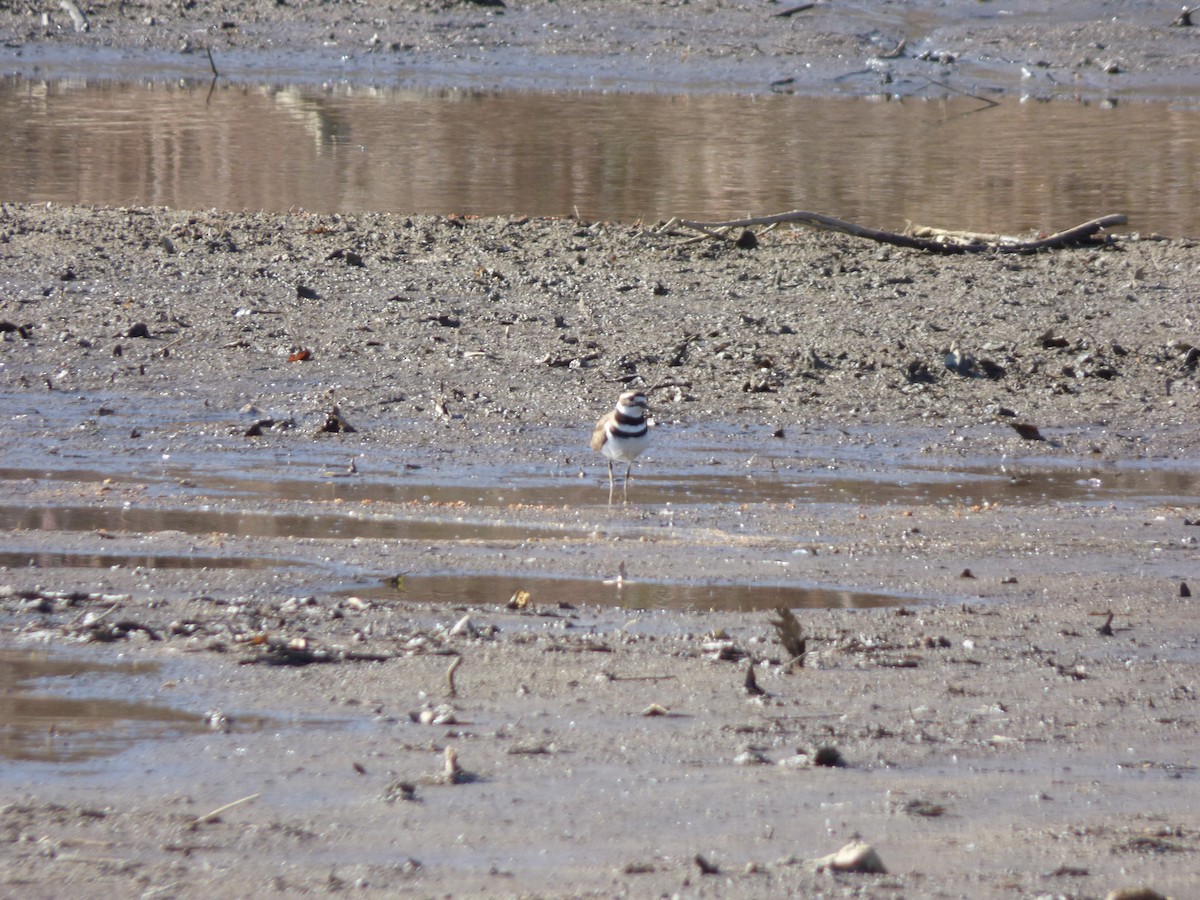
2,76,1198,235
3,449,1194,610
4,452,1197,512
0,647,205,765
0,549,296,571
342,572,900,612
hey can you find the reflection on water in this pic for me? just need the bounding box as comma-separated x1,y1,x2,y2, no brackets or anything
3,459,1195,510
0,503,577,543
0,549,297,571
347,573,900,613
0,648,205,764
2,76,1198,235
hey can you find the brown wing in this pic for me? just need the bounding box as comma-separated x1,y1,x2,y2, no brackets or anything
590,413,612,452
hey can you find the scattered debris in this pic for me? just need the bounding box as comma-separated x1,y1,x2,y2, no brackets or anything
319,405,357,433
902,798,946,818
188,792,260,830
780,746,846,768
1044,864,1089,877
768,607,806,668
0,321,31,339
244,417,294,436
744,660,766,696
329,248,366,267
205,709,232,733
1050,658,1088,680
622,861,657,875
1105,888,1168,900
810,840,887,874
733,229,758,250
411,703,457,726
58,0,89,32
772,2,815,18
694,853,720,876
384,780,418,803
1010,422,1046,441
83,619,162,642
426,746,475,785
240,635,391,666
812,745,845,768
733,747,771,766
675,210,1126,255
704,639,748,662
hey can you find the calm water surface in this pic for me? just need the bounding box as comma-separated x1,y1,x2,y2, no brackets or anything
2,76,1199,235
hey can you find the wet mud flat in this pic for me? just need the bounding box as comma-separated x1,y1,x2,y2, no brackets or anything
1,558,1198,898
0,201,1199,896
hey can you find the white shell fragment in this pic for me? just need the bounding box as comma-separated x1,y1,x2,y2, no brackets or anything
811,841,887,874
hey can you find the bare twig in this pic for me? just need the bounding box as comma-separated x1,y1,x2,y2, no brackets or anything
189,792,261,829
69,602,117,628
446,655,462,697
922,76,999,109
206,47,220,78
679,210,1127,255
772,2,815,18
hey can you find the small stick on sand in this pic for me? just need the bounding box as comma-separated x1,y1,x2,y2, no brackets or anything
772,2,815,18
189,792,261,830
446,655,462,697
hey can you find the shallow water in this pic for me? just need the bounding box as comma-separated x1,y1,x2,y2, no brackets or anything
3,448,1195,610
0,647,205,766
341,572,901,613
2,76,1198,235
3,449,1196,511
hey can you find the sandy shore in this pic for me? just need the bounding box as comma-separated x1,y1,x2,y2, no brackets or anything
2,2,1200,897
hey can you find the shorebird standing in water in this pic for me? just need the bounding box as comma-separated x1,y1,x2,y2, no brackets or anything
590,389,650,505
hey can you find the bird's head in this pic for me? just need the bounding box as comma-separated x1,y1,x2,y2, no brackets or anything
616,390,649,415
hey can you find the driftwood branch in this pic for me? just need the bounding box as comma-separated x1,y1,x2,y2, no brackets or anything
675,211,1127,255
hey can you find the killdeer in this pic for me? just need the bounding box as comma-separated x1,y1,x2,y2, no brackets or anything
590,390,650,505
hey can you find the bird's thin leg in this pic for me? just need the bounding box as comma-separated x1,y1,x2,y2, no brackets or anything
623,462,633,504
607,460,615,506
